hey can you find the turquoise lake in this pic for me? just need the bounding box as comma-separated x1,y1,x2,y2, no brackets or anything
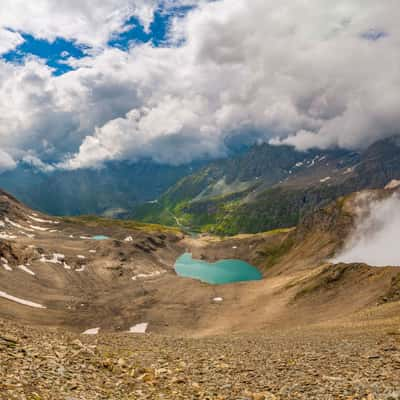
92,235,109,240
174,253,262,285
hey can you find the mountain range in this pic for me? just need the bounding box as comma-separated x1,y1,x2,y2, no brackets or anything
2,136,400,235
134,137,400,234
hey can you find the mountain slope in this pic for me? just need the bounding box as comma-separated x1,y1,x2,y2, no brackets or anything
135,137,400,234
0,160,204,217
1,185,400,335
0,189,186,331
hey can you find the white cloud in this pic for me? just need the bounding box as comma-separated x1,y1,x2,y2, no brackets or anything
0,150,16,172
335,193,400,267
0,0,161,49
0,0,400,169
22,154,55,173
0,28,24,55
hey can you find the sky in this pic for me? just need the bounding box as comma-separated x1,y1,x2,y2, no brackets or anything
0,0,399,171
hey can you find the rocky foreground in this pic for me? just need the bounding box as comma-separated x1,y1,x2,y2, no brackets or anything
1,315,400,400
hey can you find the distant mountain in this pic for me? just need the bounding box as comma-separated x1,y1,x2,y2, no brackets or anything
4,136,400,232
0,160,204,217
134,137,400,235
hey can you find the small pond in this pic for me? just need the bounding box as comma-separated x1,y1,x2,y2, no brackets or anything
92,235,110,241
174,253,262,285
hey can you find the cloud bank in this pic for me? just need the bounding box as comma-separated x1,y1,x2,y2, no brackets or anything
0,0,400,169
335,193,400,267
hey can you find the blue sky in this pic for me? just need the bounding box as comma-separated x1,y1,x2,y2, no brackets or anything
2,5,193,75
3,33,87,75
109,6,194,50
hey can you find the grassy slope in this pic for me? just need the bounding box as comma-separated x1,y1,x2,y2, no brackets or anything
135,138,400,236
135,183,346,235
62,215,182,234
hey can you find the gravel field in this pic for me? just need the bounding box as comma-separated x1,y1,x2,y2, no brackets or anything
1,318,400,400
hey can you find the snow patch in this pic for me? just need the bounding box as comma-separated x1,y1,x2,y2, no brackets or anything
28,215,50,223
343,167,354,175
307,157,317,167
76,265,86,272
29,225,49,232
124,236,133,242
28,215,59,224
82,327,99,335
77,255,86,259
213,297,224,302
19,231,35,239
1,257,12,271
2,264,12,271
0,291,46,309
320,176,331,183
89,250,96,253
40,253,65,264
129,323,148,333
18,265,35,275
0,232,17,240
4,217,24,230
132,270,165,281
63,262,72,270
